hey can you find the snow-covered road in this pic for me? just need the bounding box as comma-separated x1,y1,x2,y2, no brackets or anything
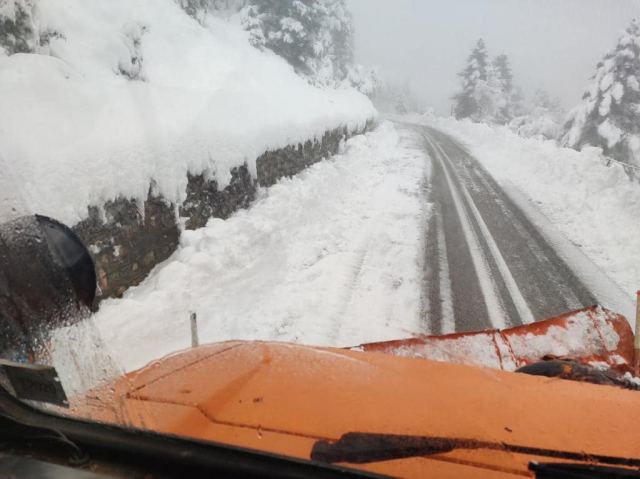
92,122,430,372
418,124,597,332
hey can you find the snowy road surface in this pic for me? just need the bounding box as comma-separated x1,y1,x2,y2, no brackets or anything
416,123,597,333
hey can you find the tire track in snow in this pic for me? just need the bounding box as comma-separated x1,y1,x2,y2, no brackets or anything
424,133,510,329
435,204,455,334
432,139,536,325
430,132,588,315
421,132,492,331
407,121,597,332
428,126,596,320
332,230,375,342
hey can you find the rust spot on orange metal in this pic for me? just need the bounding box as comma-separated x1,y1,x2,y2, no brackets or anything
356,306,635,374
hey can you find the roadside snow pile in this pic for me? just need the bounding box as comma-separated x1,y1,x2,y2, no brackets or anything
0,0,375,226
509,90,565,141
92,123,428,372
420,115,640,302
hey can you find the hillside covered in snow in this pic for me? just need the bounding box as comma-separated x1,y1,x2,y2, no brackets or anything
0,0,375,225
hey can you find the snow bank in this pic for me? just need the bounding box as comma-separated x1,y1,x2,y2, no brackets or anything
90,123,428,372
412,114,640,303
0,0,375,225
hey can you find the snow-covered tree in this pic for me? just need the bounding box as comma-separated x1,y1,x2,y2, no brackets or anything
561,19,640,168
510,86,526,118
243,0,322,76
510,89,565,139
176,0,246,21
324,0,353,81
240,0,354,85
493,54,513,93
0,0,36,55
453,39,490,120
367,78,422,114
344,64,381,96
453,41,519,124
394,81,423,114
492,54,515,123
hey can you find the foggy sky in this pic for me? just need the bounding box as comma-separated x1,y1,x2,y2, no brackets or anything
348,0,640,114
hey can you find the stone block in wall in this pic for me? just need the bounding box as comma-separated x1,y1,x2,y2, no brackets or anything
179,164,255,231
256,126,349,187
73,192,179,301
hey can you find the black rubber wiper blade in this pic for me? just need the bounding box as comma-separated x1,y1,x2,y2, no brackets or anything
312,433,458,464
311,432,640,468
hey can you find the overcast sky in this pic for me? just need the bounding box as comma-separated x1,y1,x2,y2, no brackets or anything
348,0,640,114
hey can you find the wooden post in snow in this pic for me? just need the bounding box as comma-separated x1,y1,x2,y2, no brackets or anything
190,312,199,348
635,292,640,376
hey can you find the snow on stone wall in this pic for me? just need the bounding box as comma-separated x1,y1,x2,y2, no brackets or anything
0,0,376,227
74,123,368,301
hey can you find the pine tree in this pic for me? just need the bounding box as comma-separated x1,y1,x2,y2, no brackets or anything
510,86,526,118
345,64,380,96
492,54,514,123
561,19,640,167
241,0,354,85
532,89,563,113
453,42,522,124
323,0,353,81
453,39,490,120
242,0,325,77
0,0,36,55
493,54,513,93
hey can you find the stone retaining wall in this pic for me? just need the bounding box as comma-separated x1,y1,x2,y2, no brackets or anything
74,122,372,302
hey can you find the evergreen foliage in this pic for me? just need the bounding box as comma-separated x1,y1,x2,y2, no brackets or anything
240,0,354,85
453,39,490,120
561,19,640,168
0,0,36,55
492,53,514,123
453,39,518,124
510,89,565,140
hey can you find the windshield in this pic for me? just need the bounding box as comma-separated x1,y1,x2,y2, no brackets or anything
1,0,640,477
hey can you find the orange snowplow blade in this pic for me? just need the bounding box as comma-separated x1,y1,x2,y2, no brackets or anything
355,306,635,373
73,306,640,478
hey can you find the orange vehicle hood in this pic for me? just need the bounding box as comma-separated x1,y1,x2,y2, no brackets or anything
74,338,640,478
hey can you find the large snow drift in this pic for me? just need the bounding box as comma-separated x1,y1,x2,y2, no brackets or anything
90,123,428,372
0,0,375,225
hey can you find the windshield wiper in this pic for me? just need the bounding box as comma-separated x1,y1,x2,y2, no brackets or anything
310,432,640,468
